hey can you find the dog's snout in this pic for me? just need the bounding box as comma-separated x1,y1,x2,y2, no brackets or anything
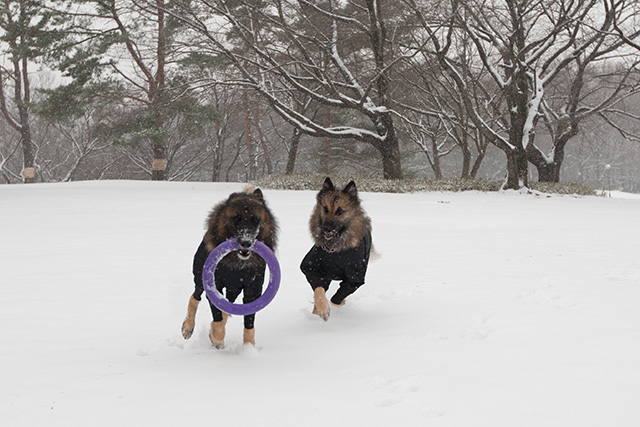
238,237,253,249
237,228,258,248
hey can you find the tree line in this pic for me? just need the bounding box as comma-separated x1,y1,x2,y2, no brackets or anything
1,0,639,190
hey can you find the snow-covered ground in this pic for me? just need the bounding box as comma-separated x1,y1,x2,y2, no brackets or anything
1,181,639,426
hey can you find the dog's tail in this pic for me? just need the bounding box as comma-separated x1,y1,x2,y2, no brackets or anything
242,185,257,194
369,244,381,261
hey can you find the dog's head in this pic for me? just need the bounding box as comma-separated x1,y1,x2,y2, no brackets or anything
226,189,266,260
207,188,277,261
310,177,362,252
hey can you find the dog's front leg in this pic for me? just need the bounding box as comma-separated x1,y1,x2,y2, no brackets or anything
243,328,255,346
209,312,229,349
181,295,200,339
312,287,330,321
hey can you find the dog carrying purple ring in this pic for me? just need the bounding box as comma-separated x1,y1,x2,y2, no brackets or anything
203,238,281,316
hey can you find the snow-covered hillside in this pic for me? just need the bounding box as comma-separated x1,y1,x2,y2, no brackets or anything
1,181,639,426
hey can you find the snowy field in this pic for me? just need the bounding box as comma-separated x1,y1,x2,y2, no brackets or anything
1,180,639,426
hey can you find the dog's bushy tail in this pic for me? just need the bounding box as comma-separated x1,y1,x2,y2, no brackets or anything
369,244,381,261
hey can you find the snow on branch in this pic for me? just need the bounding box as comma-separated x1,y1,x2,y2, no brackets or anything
522,69,544,151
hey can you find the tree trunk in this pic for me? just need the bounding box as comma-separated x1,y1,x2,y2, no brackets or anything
460,144,471,179
285,127,301,175
151,144,166,181
242,88,256,180
254,103,272,175
377,113,403,180
532,157,562,183
322,106,332,175
378,134,403,180
469,150,485,179
550,140,566,182
151,0,167,181
504,147,529,190
18,100,35,183
211,133,223,182
528,129,573,183
538,166,558,182
17,60,34,183
431,138,443,179
20,128,35,183
367,0,402,181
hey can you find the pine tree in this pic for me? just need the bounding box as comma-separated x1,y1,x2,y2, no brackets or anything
0,0,70,182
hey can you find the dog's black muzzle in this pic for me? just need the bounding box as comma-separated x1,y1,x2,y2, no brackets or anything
321,224,340,240
237,236,254,249
236,228,259,260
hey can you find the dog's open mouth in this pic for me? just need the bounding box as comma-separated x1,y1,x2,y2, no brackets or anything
237,249,252,260
323,231,335,240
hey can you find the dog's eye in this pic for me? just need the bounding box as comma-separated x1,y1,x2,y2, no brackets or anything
335,207,344,216
232,214,242,223
250,215,259,224
323,206,329,214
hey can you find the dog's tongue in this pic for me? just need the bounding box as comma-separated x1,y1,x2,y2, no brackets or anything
323,231,334,239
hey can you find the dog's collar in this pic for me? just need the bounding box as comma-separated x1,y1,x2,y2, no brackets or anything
322,246,338,253
320,232,345,253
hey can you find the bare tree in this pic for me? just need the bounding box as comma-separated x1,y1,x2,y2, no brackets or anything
38,115,114,181
606,0,640,51
404,0,639,189
396,50,491,179
530,58,640,182
524,0,640,182
283,95,311,175
171,0,406,179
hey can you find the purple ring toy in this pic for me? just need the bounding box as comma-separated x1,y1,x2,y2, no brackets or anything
203,238,281,315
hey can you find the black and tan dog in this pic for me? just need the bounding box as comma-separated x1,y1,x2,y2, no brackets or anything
300,177,373,321
181,188,278,348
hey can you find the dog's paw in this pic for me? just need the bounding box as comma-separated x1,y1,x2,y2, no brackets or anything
318,309,330,321
181,320,195,340
312,304,330,321
209,320,226,348
313,288,330,321
181,295,199,340
209,333,225,349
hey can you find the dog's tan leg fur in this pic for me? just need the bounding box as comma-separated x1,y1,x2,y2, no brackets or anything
209,313,229,349
313,287,330,321
243,328,255,346
181,295,200,339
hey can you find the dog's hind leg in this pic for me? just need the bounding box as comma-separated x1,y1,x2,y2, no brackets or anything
209,312,229,349
313,287,330,321
181,295,200,339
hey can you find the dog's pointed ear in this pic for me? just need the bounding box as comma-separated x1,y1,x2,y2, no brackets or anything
322,177,335,192
252,188,264,201
343,180,359,201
